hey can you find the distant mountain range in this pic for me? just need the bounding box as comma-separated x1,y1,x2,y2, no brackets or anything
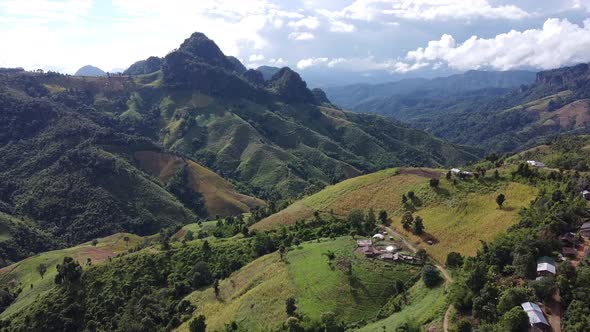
74,65,106,77
326,65,590,153
325,70,536,111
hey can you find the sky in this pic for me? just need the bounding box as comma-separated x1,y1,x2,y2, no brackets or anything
1,0,590,86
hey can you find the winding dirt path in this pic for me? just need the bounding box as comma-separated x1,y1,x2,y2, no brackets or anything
382,225,454,332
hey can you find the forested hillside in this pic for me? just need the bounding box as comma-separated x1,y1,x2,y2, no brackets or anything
327,64,590,153
0,32,479,265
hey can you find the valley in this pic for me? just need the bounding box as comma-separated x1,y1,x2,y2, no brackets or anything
1,27,590,332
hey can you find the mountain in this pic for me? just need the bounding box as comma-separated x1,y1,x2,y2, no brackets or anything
326,65,590,153
325,70,536,111
0,32,478,260
123,56,162,75
256,65,280,80
0,70,265,263
74,65,106,77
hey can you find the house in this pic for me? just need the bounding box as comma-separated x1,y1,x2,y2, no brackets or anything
372,234,385,241
536,256,556,277
361,246,379,257
582,190,590,200
379,253,396,260
451,168,461,175
581,222,590,237
356,239,372,247
521,302,550,331
527,160,546,168
559,232,576,247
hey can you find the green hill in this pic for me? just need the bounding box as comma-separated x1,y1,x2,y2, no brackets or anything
506,135,590,171
0,33,479,205
0,233,144,319
254,167,537,263
177,237,421,331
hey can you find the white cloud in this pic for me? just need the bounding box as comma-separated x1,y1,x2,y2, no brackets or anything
268,58,287,66
324,0,529,22
287,16,320,29
297,57,329,69
329,20,356,32
288,31,315,40
249,54,266,62
393,18,590,72
297,18,590,74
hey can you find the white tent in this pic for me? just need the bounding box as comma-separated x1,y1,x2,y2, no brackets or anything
372,234,385,240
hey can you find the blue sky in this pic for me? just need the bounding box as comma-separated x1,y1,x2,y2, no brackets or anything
1,0,590,86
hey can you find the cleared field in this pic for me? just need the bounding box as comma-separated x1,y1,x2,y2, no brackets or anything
396,181,537,263
357,280,447,332
0,233,143,319
253,168,537,264
135,151,265,217
253,168,425,230
288,237,420,324
177,252,296,332
177,237,420,331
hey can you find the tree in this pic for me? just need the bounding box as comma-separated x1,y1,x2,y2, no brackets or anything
494,169,500,179
416,249,427,262
213,279,220,299
202,240,212,257
37,263,47,279
497,287,531,314
279,245,287,262
513,249,536,280
365,208,377,233
378,210,389,225
123,236,130,247
54,257,82,288
401,194,408,205
413,216,424,235
185,230,194,241
401,211,414,230
446,252,464,268
407,191,415,200
322,250,336,262
191,261,212,288
347,209,365,234
455,320,472,332
496,193,505,209
446,171,452,180
429,178,440,188
529,276,556,301
321,311,338,331
285,316,302,332
189,315,207,332
499,307,529,332
91,239,98,246
286,297,297,316
422,265,442,288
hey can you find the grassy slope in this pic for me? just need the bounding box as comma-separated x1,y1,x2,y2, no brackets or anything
134,151,264,217
177,237,420,331
0,233,144,319
254,168,537,263
356,280,447,332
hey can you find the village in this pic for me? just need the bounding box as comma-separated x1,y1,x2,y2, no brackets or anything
355,232,422,265
353,161,590,332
